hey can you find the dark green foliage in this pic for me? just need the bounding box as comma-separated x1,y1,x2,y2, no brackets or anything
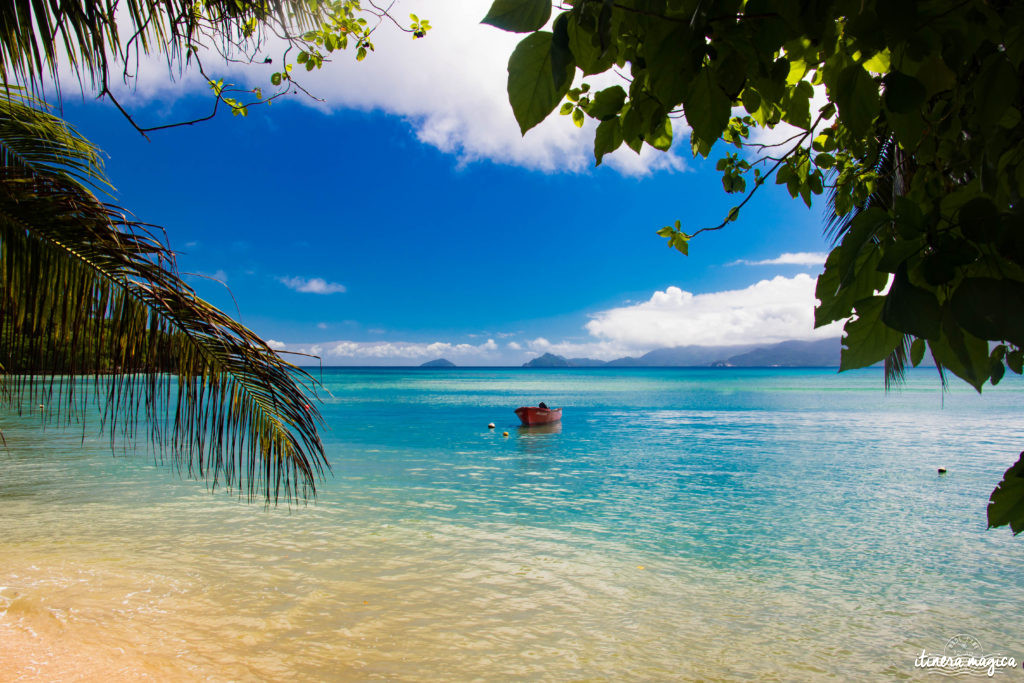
487,0,1024,533
989,453,1024,534
508,32,574,134
482,0,551,33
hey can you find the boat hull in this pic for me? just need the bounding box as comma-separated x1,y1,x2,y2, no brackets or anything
514,406,562,426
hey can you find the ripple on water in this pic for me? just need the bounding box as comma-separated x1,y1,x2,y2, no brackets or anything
1,368,1023,680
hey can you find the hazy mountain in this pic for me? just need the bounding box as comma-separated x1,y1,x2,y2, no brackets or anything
722,338,840,367
634,344,760,366
420,358,456,367
520,338,843,369
566,357,608,367
522,353,572,367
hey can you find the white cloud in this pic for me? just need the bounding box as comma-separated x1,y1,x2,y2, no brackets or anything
280,276,346,294
584,274,844,349
730,252,828,267
267,274,845,364
265,339,287,350
94,2,685,176
271,337,505,365
317,322,329,330
187,269,228,284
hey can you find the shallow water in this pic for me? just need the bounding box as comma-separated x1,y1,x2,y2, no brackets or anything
1,368,1022,680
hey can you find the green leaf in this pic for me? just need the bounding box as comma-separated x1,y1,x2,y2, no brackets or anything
910,338,926,367
550,13,573,86
815,247,887,327
840,296,903,371
930,308,991,391
587,85,626,120
882,71,926,114
683,67,731,147
270,72,282,86
862,50,891,74
990,358,1005,385
645,116,673,151
974,54,1019,129
594,118,623,165
567,15,614,75
988,453,1024,534
507,32,574,134
950,278,1024,346
882,264,941,339
571,107,584,127
482,0,551,33
833,64,880,137
837,206,888,286
647,24,694,106
741,88,761,115
815,152,835,169
958,196,1000,242
1008,350,1024,374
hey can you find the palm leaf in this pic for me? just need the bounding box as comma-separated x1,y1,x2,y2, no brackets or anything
825,136,917,389
0,0,321,93
0,91,327,502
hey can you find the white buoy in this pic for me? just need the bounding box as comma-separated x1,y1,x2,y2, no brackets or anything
488,423,495,429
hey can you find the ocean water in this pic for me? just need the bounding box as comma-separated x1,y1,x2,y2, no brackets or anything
1,367,1022,680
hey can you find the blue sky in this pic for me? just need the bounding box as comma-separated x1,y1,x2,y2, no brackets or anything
55,3,841,365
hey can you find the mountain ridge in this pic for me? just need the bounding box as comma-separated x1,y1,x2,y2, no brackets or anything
522,338,842,368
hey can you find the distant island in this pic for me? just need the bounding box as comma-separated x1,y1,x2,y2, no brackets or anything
420,358,456,367
522,338,841,368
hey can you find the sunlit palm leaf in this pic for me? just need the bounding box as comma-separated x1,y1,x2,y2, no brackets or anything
0,91,327,501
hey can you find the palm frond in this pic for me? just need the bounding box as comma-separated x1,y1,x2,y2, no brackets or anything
825,135,923,389
0,87,110,192
884,333,913,390
0,93,327,502
0,0,320,93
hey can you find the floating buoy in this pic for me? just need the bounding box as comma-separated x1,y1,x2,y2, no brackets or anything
502,431,509,437
938,467,947,474
488,423,495,429
37,404,44,409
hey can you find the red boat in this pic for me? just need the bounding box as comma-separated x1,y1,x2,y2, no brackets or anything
514,405,562,426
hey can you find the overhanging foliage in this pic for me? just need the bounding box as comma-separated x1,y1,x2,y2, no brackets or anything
487,0,1024,532
0,91,326,502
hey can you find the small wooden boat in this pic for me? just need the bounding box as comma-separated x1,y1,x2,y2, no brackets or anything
514,405,562,426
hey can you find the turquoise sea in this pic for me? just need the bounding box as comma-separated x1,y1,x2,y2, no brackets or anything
1,367,1023,680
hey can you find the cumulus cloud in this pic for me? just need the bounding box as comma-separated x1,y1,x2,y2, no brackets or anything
585,274,844,349
268,274,846,365
265,339,287,350
730,252,828,267
93,1,685,176
272,337,503,365
279,276,346,294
